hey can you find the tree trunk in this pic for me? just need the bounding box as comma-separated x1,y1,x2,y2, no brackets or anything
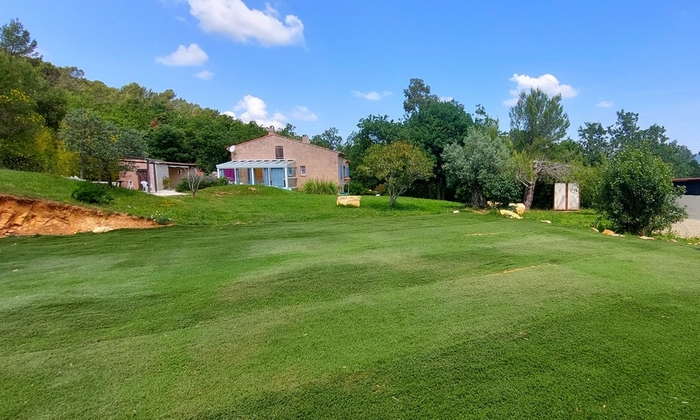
523,180,536,210
471,186,485,208
389,194,397,207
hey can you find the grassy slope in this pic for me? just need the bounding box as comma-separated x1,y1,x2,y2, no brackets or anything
0,169,461,225
1,169,698,418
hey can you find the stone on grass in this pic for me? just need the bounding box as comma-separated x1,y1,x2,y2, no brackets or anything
337,195,361,207
499,209,522,219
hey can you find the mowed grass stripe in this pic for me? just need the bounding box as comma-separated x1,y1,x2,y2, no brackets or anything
2,213,700,418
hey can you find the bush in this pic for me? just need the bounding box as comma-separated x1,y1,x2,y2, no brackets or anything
594,147,686,235
302,179,338,195
71,182,114,204
175,175,227,192
348,181,376,195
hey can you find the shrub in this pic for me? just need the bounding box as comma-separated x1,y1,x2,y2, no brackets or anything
302,179,338,195
594,147,686,235
71,182,114,204
175,175,227,193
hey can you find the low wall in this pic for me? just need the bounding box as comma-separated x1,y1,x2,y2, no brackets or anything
671,196,700,238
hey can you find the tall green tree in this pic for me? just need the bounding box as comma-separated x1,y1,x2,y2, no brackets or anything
405,99,474,200
509,88,570,209
0,18,39,58
403,78,439,116
442,128,518,208
61,109,146,182
578,110,700,177
359,141,434,207
311,127,343,150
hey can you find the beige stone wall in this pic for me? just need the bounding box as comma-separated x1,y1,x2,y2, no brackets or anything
231,134,349,190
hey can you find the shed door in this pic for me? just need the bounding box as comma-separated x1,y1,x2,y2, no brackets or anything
270,168,285,187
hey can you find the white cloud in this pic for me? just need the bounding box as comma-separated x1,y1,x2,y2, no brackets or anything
221,111,236,118
595,100,613,108
291,106,318,122
503,73,578,106
187,0,304,47
155,44,208,66
231,95,287,129
194,70,215,80
439,96,454,102
352,90,392,101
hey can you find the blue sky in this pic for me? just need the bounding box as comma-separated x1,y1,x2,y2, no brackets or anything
3,0,700,153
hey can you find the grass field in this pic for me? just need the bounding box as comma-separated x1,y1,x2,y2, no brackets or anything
2,170,700,418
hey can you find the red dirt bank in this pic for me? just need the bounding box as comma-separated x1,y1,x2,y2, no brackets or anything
0,195,160,237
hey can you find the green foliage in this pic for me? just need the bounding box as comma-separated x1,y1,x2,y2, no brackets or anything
302,178,339,195
442,128,517,208
60,109,147,182
359,141,434,207
509,88,570,155
0,18,39,58
594,147,686,235
310,127,343,150
70,182,113,204
175,174,226,193
578,110,700,177
405,97,474,199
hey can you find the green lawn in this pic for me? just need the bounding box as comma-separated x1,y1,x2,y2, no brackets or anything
2,198,700,418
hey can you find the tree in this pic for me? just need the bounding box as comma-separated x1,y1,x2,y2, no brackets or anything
509,88,570,209
0,19,39,58
311,127,343,150
509,88,570,154
403,78,439,116
359,141,434,207
61,109,146,183
578,110,700,177
185,168,204,198
594,147,686,236
405,99,473,200
442,128,517,208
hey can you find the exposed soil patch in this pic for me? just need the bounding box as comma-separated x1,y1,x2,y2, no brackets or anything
0,195,161,237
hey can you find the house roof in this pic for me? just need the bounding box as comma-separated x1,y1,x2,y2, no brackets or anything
216,159,296,169
122,158,198,167
673,177,700,182
231,132,346,158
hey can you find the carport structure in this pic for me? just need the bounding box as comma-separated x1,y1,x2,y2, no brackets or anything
216,159,298,190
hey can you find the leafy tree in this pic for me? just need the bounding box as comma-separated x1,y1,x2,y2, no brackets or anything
405,99,474,199
509,88,570,154
343,115,405,190
578,110,700,177
403,78,439,116
442,128,517,208
0,18,39,58
0,88,47,170
311,127,343,150
359,141,434,207
594,147,686,236
278,123,301,140
509,88,570,209
578,122,611,166
61,109,146,182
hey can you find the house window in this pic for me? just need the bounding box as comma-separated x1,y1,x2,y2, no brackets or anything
275,146,284,159
300,165,306,176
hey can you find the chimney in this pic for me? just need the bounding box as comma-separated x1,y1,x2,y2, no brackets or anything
302,134,309,144
268,125,275,134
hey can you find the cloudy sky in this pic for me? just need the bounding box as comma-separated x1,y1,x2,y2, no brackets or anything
3,0,700,152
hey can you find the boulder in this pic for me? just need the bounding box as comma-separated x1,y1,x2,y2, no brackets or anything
509,203,526,215
337,195,361,207
499,209,522,219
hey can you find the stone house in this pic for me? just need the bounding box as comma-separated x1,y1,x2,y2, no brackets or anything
216,127,350,191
